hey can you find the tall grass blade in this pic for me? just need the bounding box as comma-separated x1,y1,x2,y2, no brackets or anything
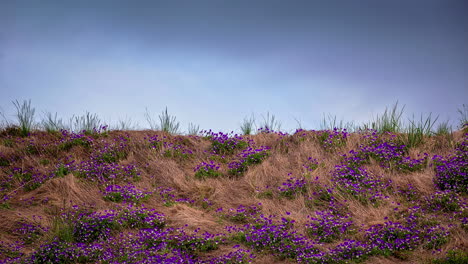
159,107,180,134
12,99,35,137
69,112,102,133
240,114,256,135
42,112,65,133
456,103,468,130
260,112,281,132
187,122,200,135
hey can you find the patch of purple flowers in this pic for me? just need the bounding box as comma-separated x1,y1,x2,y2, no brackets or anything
102,184,151,204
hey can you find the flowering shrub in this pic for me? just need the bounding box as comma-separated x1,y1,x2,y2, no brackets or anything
194,160,222,179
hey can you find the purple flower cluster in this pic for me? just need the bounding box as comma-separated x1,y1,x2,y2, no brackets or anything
350,131,429,172
22,206,254,264
217,204,262,223
366,216,450,255
365,221,422,252
332,163,390,205
306,210,354,243
74,159,140,183
60,206,120,243
13,216,48,244
424,190,467,213
201,130,248,155
10,167,52,191
146,134,165,150
162,141,194,159
194,160,222,179
146,134,194,159
228,146,270,176
93,141,128,164
278,176,308,199
0,241,24,262
118,205,166,229
156,186,195,206
307,184,335,208
303,157,319,172
57,130,93,151
257,127,289,136
228,214,319,260
431,133,468,193
102,184,151,203
316,128,349,151
297,239,372,263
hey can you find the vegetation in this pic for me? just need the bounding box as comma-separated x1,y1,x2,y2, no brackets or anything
0,100,467,263
12,99,36,137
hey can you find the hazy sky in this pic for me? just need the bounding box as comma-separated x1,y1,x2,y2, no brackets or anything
1,0,467,133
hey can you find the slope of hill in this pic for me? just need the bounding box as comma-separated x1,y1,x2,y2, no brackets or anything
0,127,467,263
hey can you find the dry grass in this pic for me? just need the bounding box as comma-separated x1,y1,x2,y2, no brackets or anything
0,127,467,263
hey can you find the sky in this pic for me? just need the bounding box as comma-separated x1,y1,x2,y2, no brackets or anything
1,0,467,133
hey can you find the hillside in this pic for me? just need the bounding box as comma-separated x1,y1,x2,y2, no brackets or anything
0,126,467,263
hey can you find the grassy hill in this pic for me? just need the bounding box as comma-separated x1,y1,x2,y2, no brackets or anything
0,103,467,263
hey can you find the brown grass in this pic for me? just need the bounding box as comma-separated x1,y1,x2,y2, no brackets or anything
0,128,467,263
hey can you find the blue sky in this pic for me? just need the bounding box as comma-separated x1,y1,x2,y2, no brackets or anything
1,0,467,133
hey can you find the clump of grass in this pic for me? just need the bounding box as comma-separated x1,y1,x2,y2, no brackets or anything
259,112,281,132
145,107,180,134
240,114,256,135
434,120,453,136
187,122,200,135
456,104,468,129
432,249,468,264
397,112,438,149
12,99,36,137
42,112,65,133
69,112,103,134
363,100,405,134
159,107,180,134
320,113,357,132
0,106,11,130
114,116,138,131
144,107,159,130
